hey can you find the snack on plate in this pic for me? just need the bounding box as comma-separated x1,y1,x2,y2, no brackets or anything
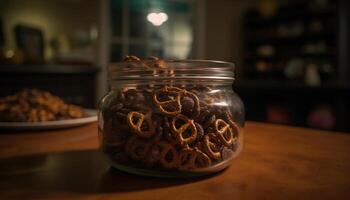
0,89,86,122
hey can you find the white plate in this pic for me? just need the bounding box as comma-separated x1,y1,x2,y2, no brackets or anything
0,109,97,131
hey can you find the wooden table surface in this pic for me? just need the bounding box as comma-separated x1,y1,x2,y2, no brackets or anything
0,122,350,200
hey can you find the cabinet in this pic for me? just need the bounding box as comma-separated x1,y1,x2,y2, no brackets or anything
239,0,350,132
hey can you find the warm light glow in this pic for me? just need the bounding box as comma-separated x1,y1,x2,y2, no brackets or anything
5,50,14,58
147,12,168,26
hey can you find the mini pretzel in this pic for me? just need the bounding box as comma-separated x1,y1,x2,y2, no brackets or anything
178,147,197,170
157,141,179,169
127,111,156,138
215,119,234,146
170,114,197,146
153,87,182,116
178,147,211,170
202,134,221,160
125,136,151,161
165,86,184,93
123,55,141,61
193,148,211,168
224,111,240,141
146,56,159,60
142,57,171,77
144,143,162,167
181,91,200,118
145,58,167,69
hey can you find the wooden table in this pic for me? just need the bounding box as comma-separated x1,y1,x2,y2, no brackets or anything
0,122,350,200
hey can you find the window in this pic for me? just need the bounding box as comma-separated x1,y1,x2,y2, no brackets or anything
110,0,196,60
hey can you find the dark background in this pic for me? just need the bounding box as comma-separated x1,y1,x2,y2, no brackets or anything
0,0,349,132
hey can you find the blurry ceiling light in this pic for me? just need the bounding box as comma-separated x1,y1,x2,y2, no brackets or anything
147,12,168,26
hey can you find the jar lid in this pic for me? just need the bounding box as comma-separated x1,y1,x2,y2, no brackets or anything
108,59,235,81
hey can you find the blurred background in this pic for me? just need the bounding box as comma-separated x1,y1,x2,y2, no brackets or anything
0,0,349,131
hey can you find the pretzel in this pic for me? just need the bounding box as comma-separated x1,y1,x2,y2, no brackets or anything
144,57,167,69
194,122,204,141
170,114,197,146
214,119,235,146
178,147,197,170
193,148,211,168
146,56,159,60
153,87,182,116
178,147,211,170
202,134,221,160
123,55,141,62
224,111,240,141
181,91,200,118
165,86,184,93
127,111,156,138
144,143,162,167
163,119,178,145
157,141,179,169
125,136,152,161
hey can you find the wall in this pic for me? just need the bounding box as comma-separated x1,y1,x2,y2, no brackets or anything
204,0,258,73
0,0,98,62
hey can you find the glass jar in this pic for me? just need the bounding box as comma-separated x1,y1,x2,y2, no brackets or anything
98,58,244,177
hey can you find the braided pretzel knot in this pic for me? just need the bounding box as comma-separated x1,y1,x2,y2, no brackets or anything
170,114,197,146
202,134,222,160
125,136,152,161
127,111,156,138
178,147,211,170
215,119,235,146
153,87,182,116
157,141,179,169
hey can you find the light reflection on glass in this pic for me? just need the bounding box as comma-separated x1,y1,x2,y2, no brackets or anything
213,102,228,106
208,89,221,94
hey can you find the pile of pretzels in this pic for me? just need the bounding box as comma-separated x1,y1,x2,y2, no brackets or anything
0,89,85,122
101,56,241,171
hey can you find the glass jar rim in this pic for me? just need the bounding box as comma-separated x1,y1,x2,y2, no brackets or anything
108,59,235,81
